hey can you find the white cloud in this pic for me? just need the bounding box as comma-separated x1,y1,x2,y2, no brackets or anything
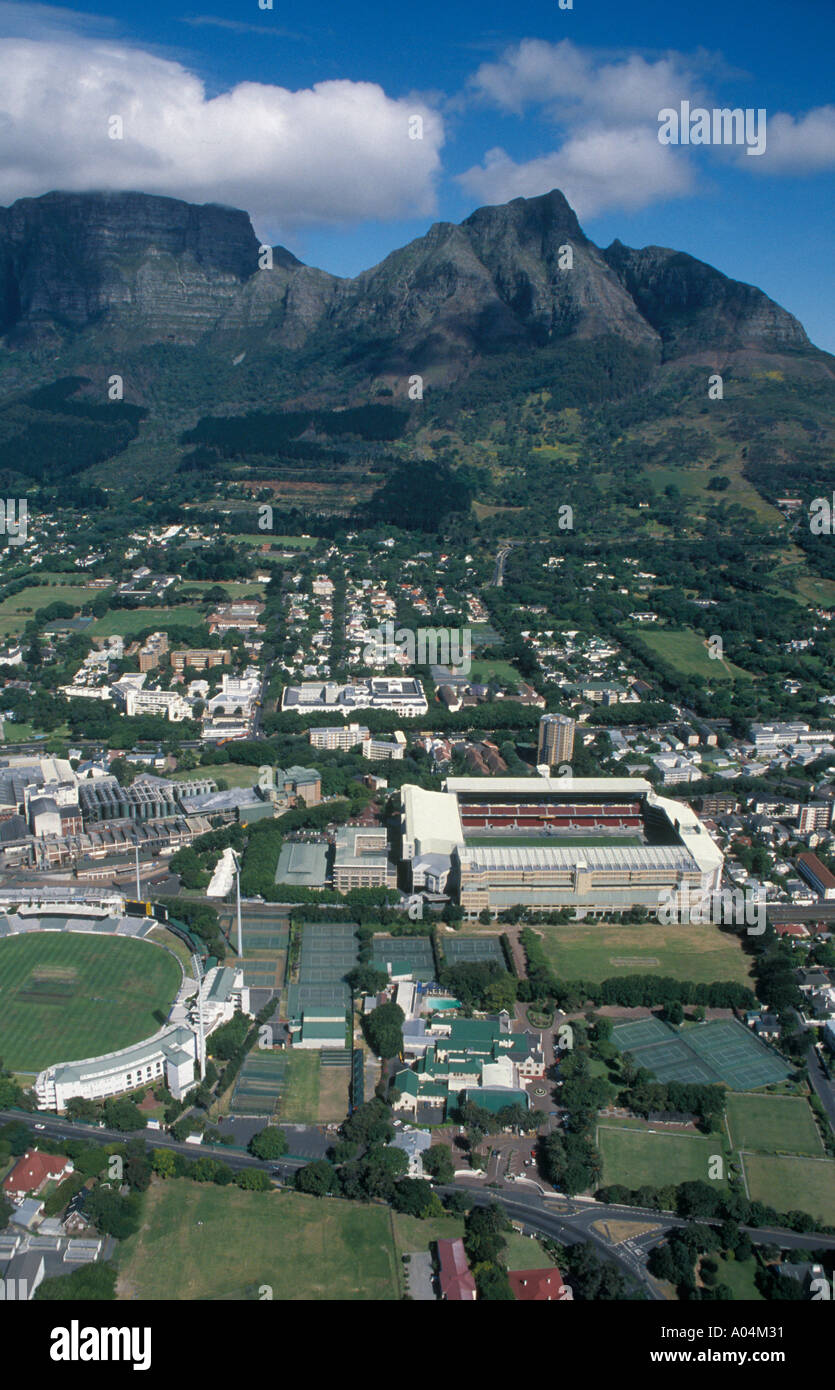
463,38,835,216
0,34,444,234
753,106,835,173
459,127,694,219
470,39,706,124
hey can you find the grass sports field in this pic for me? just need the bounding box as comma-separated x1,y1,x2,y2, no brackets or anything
726,1094,823,1156
597,1121,726,1189
89,606,207,638
742,1154,835,1224
118,1182,400,1300
625,625,751,682
537,921,753,986
0,581,101,637
0,931,181,1072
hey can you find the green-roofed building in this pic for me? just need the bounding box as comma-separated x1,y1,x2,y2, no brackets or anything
463,1087,530,1114
275,841,329,888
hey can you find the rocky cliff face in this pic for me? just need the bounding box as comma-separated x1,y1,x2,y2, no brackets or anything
0,191,264,341
602,240,809,357
0,186,811,370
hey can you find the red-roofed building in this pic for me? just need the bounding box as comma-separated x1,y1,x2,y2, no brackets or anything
436,1238,477,1301
3,1149,73,1203
774,922,809,939
509,1267,568,1301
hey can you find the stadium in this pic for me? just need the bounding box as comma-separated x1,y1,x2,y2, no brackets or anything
401,774,723,916
0,894,250,1111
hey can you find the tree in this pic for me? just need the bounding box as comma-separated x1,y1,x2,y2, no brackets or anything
208,1014,251,1060
358,1144,408,1198
152,1148,177,1179
474,1262,515,1301
464,1202,511,1265
249,1127,289,1160
363,1000,405,1059
341,1097,394,1148
35,1262,117,1301
235,1169,272,1191
85,1187,141,1240
102,1098,146,1132
294,1160,338,1196
423,1145,455,1184
390,1178,438,1217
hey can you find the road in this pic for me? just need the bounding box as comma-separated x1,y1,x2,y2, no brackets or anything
806,1043,835,1133
7,1107,835,1298
492,545,513,587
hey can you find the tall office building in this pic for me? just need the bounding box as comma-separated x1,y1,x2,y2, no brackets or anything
537,713,575,766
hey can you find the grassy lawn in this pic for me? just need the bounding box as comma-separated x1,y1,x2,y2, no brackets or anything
708,1254,764,1301
643,462,782,528
117,1181,399,1300
89,606,207,638
317,1064,350,1123
467,658,524,686
391,1211,464,1255
742,1154,835,1224
536,921,753,986
0,931,182,1072
597,1121,727,1190
726,1093,823,1156
278,1050,321,1124
178,582,266,599
626,626,752,682
0,582,99,636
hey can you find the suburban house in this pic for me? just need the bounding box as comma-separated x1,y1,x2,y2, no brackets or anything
391,1127,432,1177
509,1266,568,1301
3,1150,73,1203
436,1238,477,1300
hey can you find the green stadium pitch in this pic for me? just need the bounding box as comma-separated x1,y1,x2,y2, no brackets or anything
0,930,182,1074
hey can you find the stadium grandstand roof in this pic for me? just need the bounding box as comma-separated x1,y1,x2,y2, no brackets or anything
444,775,653,796
457,844,698,872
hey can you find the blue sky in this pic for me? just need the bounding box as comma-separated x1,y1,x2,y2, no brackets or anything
2,0,834,348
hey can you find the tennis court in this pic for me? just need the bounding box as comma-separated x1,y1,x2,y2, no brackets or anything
443,936,505,966
372,935,435,982
298,922,358,982
611,1017,791,1090
230,1050,288,1118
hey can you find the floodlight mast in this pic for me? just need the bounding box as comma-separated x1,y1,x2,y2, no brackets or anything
232,850,243,958
191,953,206,1080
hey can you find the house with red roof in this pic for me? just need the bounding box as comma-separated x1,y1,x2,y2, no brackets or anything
436,1237,477,1301
3,1149,73,1203
509,1267,568,1301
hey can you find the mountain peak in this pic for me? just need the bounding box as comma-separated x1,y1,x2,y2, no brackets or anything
462,187,586,248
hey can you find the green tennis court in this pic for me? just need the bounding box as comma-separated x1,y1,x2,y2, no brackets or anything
443,936,505,965
611,1017,791,1090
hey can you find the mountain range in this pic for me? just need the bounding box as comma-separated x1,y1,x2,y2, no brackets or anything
0,186,831,505
0,187,813,368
